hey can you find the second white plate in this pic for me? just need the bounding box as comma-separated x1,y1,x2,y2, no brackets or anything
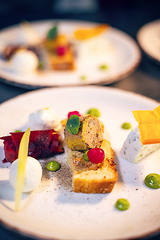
0,20,141,88
137,19,160,64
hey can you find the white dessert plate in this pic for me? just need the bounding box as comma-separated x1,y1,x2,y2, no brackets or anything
137,19,160,64
0,20,141,89
0,86,160,240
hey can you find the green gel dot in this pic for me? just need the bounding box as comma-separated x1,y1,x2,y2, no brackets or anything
83,150,89,161
15,130,22,132
100,64,108,70
115,198,130,211
144,173,160,189
80,75,87,81
38,61,45,69
121,122,132,129
87,108,100,118
46,161,61,172
66,115,80,135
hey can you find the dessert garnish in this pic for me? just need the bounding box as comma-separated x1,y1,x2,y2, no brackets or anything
9,49,39,74
83,150,89,161
46,160,61,172
47,25,58,40
29,107,62,131
120,107,160,163
0,129,64,163
87,108,100,118
74,24,109,40
100,64,108,70
121,122,132,130
132,106,160,144
66,115,80,135
87,148,105,164
144,173,160,189
115,198,130,211
15,127,30,211
10,156,42,193
80,75,87,81
120,126,160,163
67,111,81,119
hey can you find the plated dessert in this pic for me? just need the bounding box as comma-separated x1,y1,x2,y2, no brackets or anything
2,21,109,73
0,21,141,88
0,87,160,240
1,104,160,205
0,108,118,196
43,25,76,70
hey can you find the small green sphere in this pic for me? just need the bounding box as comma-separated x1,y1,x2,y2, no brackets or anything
100,64,108,70
145,173,160,189
87,108,100,118
121,122,132,130
46,161,61,172
115,198,130,211
80,75,87,81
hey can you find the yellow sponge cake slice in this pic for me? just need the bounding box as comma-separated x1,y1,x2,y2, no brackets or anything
67,139,118,193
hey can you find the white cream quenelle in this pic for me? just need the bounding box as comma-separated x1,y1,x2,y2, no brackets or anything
9,49,39,74
9,156,42,192
29,107,62,131
120,126,160,163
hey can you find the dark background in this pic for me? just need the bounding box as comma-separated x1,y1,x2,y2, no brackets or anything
0,0,160,239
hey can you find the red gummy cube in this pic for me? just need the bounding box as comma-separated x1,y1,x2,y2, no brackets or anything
0,129,64,163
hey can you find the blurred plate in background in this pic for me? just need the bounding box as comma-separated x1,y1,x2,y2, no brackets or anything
137,19,160,65
0,20,141,89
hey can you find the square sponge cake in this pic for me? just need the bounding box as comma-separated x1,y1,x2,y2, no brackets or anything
66,139,118,193
63,114,118,194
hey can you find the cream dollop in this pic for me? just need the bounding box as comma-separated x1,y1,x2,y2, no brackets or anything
29,107,62,131
9,156,42,192
10,49,39,74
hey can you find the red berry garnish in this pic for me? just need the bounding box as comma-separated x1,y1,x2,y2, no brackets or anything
56,46,66,56
87,148,105,164
67,111,81,119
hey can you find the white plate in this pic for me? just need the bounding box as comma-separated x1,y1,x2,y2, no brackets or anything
137,19,160,64
0,20,141,89
0,86,160,240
